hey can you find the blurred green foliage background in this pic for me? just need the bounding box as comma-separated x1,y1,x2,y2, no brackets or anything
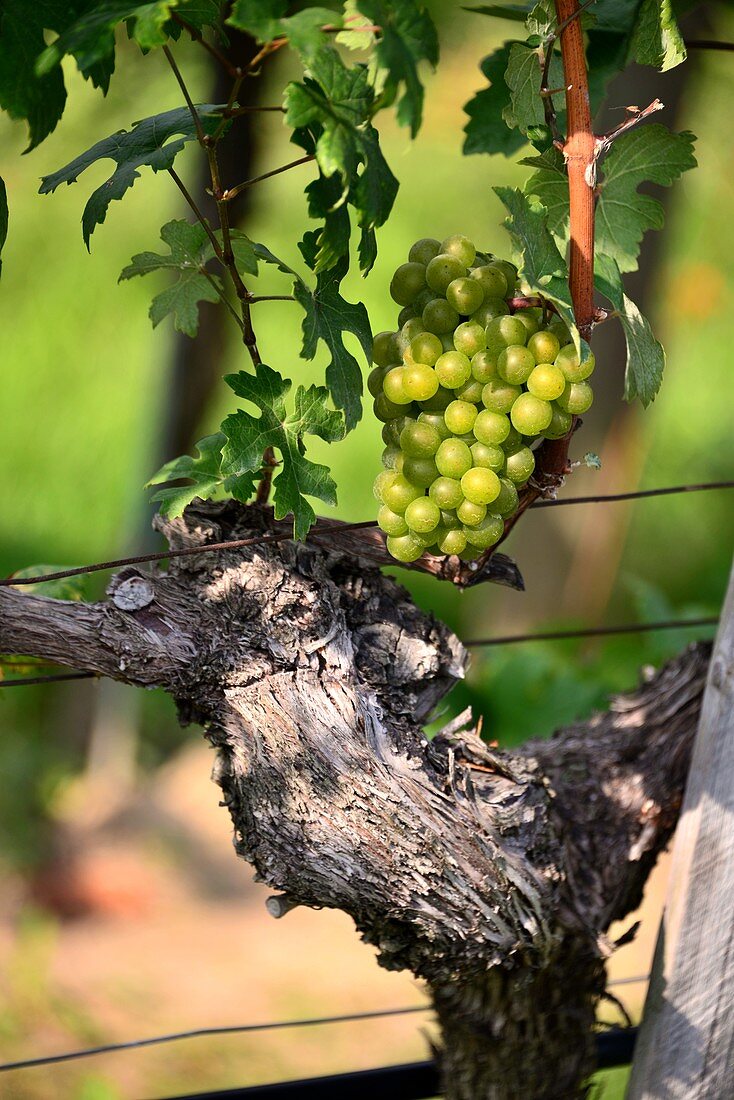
0,2,732,1096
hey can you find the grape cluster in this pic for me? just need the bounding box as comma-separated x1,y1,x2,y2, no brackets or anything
370,234,595,563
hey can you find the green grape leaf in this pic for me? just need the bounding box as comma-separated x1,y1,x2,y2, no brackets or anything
221,364,345,539
464,0,563,34
522,145,568,240
0,1,68,149
495,186,574,324
304,173,352,273
213,228,259,277
119,219,223,336
294,232,372,431
39,105,226,247
336,0,376,50
252,241,305,282
631,0,686,70
463,45,527,156
0,176,7,279
228,1,338,59
226,0,286,40
147,433,235,517
502,42,563,137
354,0,439,137
595,254,664,406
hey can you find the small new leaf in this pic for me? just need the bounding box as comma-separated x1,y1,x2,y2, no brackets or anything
148,433,234,518
40,105,226,247
221,364,345,539
464,45,527,157
595,254,665,406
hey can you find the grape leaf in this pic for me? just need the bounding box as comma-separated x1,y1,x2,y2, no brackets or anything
631,0,686,70
228,1,338,59
495,186,573,322
353,0,439,137
502,42,564,138
0,1,68,149
39,105,225,247
0,176,7,279
595,254,664,406
227,0,285,40
221,364,345,539
148,433,233,517
294,232,372,432
252,242,304,281
463,45,528,157
522,146,568,240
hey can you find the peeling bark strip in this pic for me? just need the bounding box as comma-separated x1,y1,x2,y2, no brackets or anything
0,502,711,1098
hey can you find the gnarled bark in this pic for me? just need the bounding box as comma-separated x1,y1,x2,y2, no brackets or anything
0,500,710,1098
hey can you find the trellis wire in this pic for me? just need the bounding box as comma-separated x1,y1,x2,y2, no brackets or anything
1,480,731,589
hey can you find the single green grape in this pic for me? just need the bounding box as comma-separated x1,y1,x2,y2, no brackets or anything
368,366,386,398
454,379,484,404
471,299,509,328
403,363,439,402
397,316,427,355
405,496,441,534
464,513,504,549
426,253,467,294
420,386,454,412
446,277,484,316
487,315,528,349
410,331,443,366
497,345,536,385
471,350,499,384
469,264,508,299
510,392,553,435
482,379,521,414
374,393,405,422
513,309,541,338
409,238,441,265
494,477,519,517
373,470,393,502
474,408,511,446
555,344,595,383
437,527,467,556
435,350,472,389
429,476,464,510
377,505,408,536
418,411,451,440
435,438,473,479
386,533,424,562
438,509,460,530
471,441,505,472
422,298,461,335
526,363,566,401
403,456,439,488
556,380,593,414
397,305,420,328
527,329,561,365
461,466,501,506
381,420,399,447
382,445,401,469
372,330,398,367
457,498,487,527
382,366,412,405
382,473,423,513
390,261,427,306
543,404,573,440
400,420,441,458
454,320,486,358
444,399,478,436
504,445,535,484
503,425,523,450
440,234,476,268
492,259,518,292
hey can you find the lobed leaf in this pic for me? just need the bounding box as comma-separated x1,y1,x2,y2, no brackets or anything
595,254,665,406
502,41,564,138
228,1,339,60
0,1,68,149
463,45,529,157
148,432,231,517
631,0,686,70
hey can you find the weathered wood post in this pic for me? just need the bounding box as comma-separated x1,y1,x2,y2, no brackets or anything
627,556,734,1099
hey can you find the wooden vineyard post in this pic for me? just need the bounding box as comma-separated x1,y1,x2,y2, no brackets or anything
627,555,734,1099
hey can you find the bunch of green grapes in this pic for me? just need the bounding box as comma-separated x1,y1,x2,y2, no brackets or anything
370,234,595,563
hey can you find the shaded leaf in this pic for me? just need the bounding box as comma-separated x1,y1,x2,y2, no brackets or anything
0,1,67,149
39,105,225,247
495,186,572,322
595,254,664,406
228,1,338,59
463,45,528,157
148,432,233,517
502,41,563,137
631,0,686,70
522,145,568,240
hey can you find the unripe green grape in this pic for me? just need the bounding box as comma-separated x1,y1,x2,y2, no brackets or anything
400,419,441,458
426,253,467,294
403,456,439,488
418,411,451,440
469,264,508,299
440,508,461,529
461,466,501,505
397,305,420,327
382,445,401,469
372,330,398,367
403,363,439,402
543,404,573,440
454,320,486,357
420,385,454,412
410,331,443,366
555,344,595,383
414,288,436,313
435,350,472,389
405,496,441,534
374,393,405,421
497,345,536,385
444,399,477,436
454,379,484,404
527,330,561,365
429,476,464,509
513,309,541,338
409,237,441,265
510,392,553,435
386,533,424,562
435,438,473,479
471,298,510,327
494,477,519,517
556,380,593,414
382,473,423,513
482,378,521,414
397,316,427,354
474,408,511,445
368,366,386,397
492,259,518,292
503,425,523,450
422,298,460,334
548,319,572,346
504,445,535,484
527,363,566,400
440,234,476,267
464,513,504,550
378,505,408,536
411,526,439,547
390,261,427,305
487,315,528,348
471,441,505,471
471,350,499,384
373,470,393,502
458,547,482,561
446,276,484,316
381,420,399,446
437,527,467,556
457,498,487,527
383,366,412,406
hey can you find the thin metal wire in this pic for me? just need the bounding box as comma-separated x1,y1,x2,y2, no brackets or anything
465,615,719,648
1,481,732,589
0,671,96,688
